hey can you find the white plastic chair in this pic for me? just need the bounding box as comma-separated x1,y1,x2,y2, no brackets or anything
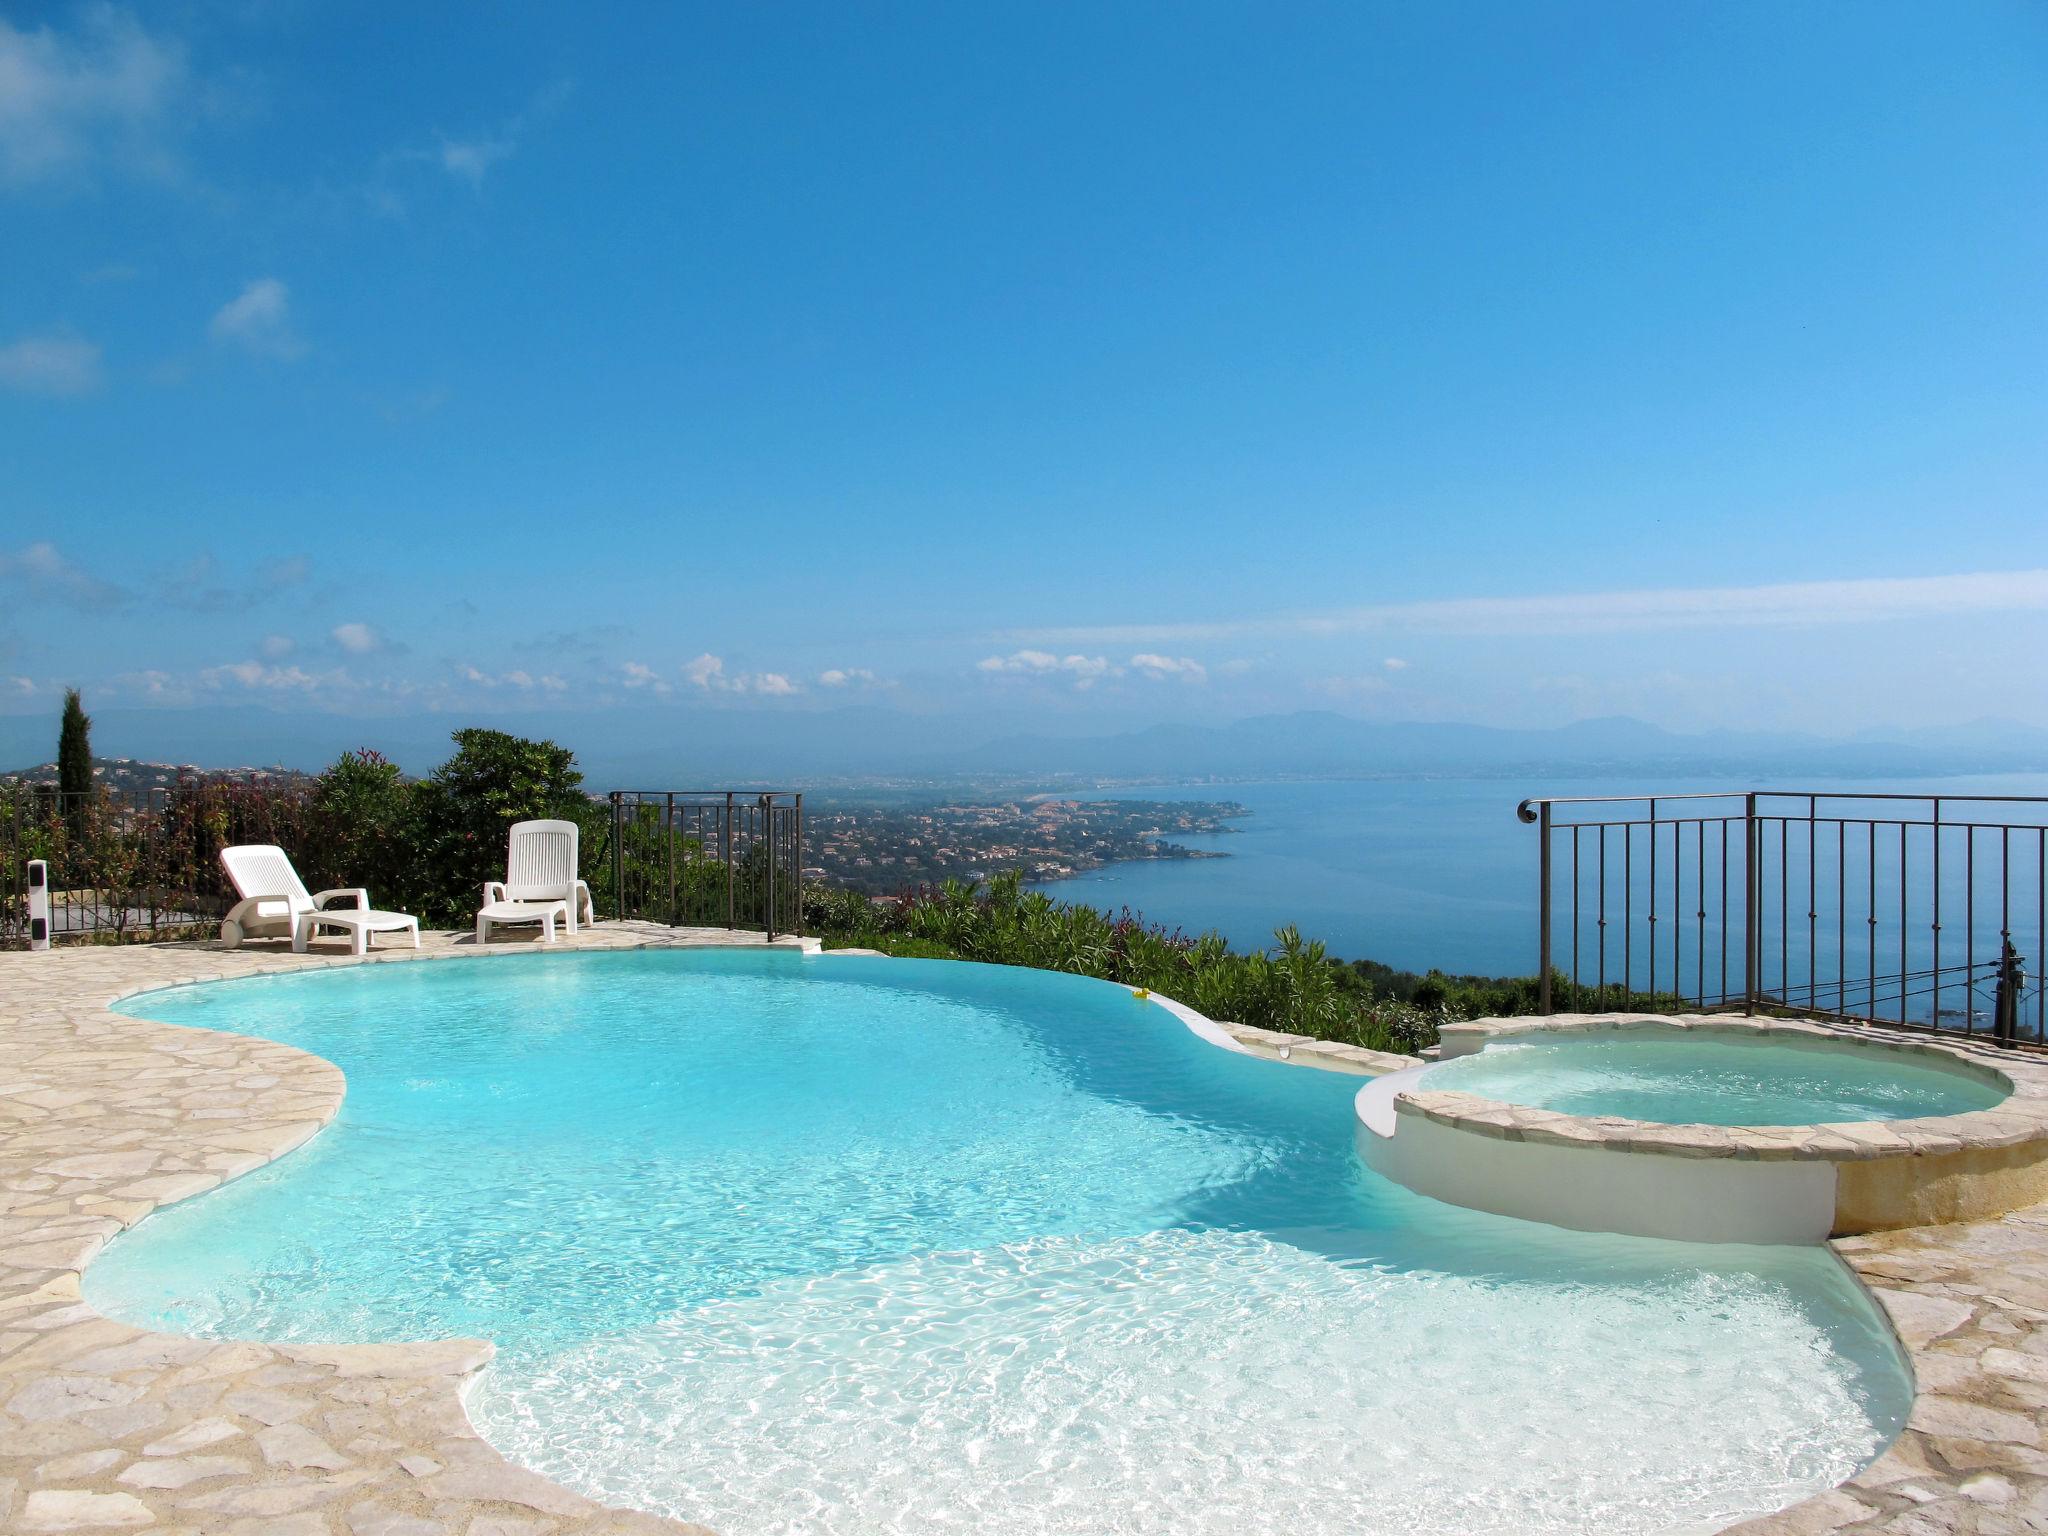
218,844,419,955
481,818,594,934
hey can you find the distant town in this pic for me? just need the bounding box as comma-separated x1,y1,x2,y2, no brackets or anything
0,757,313,794
803,797,1246,893
0,756,1247,897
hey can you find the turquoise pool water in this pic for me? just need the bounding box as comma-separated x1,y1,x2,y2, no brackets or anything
91,951,1910,1536
1426,1032,2007,1126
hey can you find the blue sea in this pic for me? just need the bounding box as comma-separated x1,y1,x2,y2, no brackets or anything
1031,774,2048,982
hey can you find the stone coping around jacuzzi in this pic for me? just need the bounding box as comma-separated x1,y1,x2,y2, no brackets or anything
7,945,2046,1534
1411,1012,2048,1163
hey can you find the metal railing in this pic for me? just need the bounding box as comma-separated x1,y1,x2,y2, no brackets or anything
1520,791,2048,1044
3,779,809,948
607,791,805,939
1,783,311,946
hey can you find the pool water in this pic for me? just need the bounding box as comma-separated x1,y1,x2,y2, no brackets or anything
1426,1032,2007,1126
91,951,1910,1536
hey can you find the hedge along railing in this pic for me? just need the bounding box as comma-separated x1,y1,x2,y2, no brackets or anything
605,791,805,939
0,782,329,946
1,779,809,947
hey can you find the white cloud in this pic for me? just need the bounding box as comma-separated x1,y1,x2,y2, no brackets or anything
977,649,1112,680
6,674,38,696
1383,657,1409,671
0,8,189,186
1007,570,2048,645
1129,653,1207,684
621,660,670,694
0,542,127,609
977,649,1117,691
438,134,514,187
817,666,895,690
108,668,183,702
461,665,565,692
677,652,804,695
393,81,572,199
211,278,305,359
331,621,381,654
260,633,294,659
202,660,325,692
0,334,101,395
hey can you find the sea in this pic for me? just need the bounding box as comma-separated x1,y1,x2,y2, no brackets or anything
1029,774,2048,985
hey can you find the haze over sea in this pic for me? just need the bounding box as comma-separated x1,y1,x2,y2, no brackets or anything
1031,774,2048,980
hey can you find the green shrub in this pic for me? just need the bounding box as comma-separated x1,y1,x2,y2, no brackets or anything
807,873,1444,1055
305,749,413,906
807,871,1695,1056
403,729,604,926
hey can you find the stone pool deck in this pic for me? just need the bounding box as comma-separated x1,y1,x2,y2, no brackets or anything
1,926,759,1536
2,935,2045,1533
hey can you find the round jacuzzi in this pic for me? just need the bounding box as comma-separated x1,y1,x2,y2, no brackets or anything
1422,1028,2009,1127
1356,1015,2048,1246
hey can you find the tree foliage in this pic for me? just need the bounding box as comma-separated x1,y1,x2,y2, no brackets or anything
806,873,1454,1055
403,729,600,924
806,872,1693,1055
57,688,92,839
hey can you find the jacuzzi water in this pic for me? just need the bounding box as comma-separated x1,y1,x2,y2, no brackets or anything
1425,1031,2007,1126
90,951,1910,1536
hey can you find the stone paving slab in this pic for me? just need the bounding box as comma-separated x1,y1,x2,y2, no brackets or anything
1,925,798,1536
1724,1209,2048,1533
4,941,2047,1533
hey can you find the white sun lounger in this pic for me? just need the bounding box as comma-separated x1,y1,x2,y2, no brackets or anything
479,818,594,935
219,843,420,956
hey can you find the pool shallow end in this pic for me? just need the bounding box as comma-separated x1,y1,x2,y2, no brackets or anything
1358,1014,2048,1242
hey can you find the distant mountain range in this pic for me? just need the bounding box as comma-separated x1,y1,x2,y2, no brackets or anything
952,713,2048,780
3,705,2046,790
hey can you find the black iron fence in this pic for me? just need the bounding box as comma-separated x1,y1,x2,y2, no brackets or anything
2,780,808,947
1521,791,2048,1044
0,783,319,946
607,791,805,939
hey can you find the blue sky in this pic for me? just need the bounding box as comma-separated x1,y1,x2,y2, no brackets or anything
4,1,2046,751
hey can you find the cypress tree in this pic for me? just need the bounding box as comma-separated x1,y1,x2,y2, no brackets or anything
58,688,92,839
57,689,92,796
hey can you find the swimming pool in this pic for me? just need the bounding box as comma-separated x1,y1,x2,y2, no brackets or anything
89,949,1909,1536
1424,1030,2007,1126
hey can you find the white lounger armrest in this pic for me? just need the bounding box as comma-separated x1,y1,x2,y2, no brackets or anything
312,888,370,910
223,894,278,924
482,881,508,906
220,894,274,947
